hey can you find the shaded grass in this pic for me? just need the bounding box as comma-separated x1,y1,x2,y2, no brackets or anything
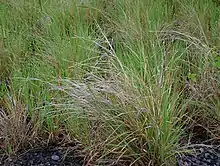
0,0,220,165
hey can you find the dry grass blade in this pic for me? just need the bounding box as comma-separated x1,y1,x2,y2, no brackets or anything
0,95,37,154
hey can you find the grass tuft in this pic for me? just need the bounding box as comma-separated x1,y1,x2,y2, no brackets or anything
0,0,220,165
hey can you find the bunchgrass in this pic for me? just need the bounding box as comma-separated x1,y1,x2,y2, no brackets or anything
0,0,220,165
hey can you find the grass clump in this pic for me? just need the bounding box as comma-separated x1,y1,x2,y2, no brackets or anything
0,0,220,165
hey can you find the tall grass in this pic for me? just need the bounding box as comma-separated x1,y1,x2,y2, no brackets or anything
0,0,220,165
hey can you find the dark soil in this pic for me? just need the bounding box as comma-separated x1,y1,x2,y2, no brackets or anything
1,144,220,166
0,147,83,166
176,126,220,166
176,145,220,166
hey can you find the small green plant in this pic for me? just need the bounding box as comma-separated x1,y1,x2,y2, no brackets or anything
213,56,220,69
187,73,197,82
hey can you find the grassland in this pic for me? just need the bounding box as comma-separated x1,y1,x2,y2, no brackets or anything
0,0,220,165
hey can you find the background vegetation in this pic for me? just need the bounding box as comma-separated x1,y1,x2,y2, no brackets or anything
0,0,220,165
